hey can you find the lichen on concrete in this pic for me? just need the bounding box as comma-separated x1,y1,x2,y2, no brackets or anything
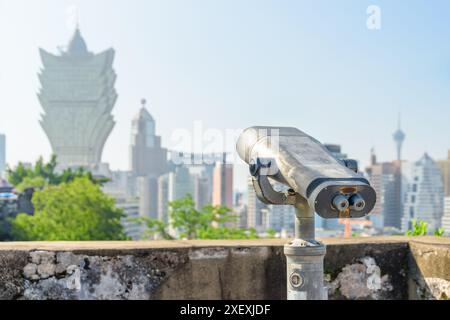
188,247,229,260
0,251,28,299
21,250,188,300
411,277,450,300
326,256,393,300
424,278,450,300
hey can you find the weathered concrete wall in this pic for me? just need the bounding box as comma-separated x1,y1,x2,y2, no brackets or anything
324,238,409,299
0,237,448,300
408,239,450,300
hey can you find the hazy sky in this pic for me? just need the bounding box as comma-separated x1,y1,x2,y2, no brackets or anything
1,0,450,191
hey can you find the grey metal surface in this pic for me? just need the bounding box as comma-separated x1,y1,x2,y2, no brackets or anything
285,241,327,300
236,126,376,219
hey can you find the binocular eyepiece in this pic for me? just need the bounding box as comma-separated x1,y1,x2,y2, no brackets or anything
332,193,366,212
332,195,350,211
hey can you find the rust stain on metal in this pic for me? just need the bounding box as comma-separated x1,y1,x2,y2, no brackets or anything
340,187,357,194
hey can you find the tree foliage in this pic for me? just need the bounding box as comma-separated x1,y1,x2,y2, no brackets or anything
266,228,277,239
7,155,108,189
11,177,127,241
434,228,445,237
137,217,175,241
137,195,259,240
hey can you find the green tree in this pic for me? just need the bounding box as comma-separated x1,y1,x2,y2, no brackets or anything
15,176,47,192
7,162,34,186
7,155,107,188
11,177,127,241
266,228,277,239
137,217,174,240
170,196,235,240
137,195,259,240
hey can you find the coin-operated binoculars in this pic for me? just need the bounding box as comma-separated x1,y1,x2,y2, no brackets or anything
236,127,376,300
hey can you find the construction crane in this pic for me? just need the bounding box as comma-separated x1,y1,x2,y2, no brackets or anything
339,218,373,238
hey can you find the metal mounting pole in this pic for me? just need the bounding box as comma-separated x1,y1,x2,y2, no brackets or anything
248,161,327,301
284,196,327,300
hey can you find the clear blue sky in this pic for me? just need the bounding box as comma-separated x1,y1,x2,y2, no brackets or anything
1,0,450,191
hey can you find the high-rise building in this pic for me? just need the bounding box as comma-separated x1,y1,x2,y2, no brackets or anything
137,176,158,219
233,192,248,229
158,151,217,222
365,150,399,229
442,197,450,234
260,208,270,231
247,177,267,231
130,99,168,178
437,150,450,197
157,166,194,223
157,174,170,223
116,197,142,240
263,181,295,233
402,153,444,232
0,134,5,177
102,171,137,198
170,166,195,201
39,28,117,171
193,175,211,210
102,171,142,239
129,99,169,223
166,152,216,210
267,204,295,234
212,161,233,209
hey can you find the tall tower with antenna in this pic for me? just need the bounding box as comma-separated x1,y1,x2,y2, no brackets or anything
390,114,406,229
393,114,406,161
366,117,407,231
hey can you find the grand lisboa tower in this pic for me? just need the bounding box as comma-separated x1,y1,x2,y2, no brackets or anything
38,27,117,171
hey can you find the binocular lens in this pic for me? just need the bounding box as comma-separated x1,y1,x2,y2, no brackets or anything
332,195,349,211
349,194,366,212
332,194,366,212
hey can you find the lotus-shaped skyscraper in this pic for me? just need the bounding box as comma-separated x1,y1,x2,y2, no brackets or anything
38,28,117,170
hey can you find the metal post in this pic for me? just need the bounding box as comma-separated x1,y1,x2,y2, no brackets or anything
284,197,327,300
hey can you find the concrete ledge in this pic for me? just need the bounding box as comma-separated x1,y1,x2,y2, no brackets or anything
0,237,448,300
2,236,449,252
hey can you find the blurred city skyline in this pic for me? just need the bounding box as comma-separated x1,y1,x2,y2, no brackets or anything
1,0,450,191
